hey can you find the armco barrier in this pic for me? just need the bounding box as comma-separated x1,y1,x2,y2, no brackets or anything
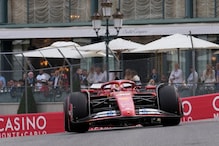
0,112,64,138
1,93,219,138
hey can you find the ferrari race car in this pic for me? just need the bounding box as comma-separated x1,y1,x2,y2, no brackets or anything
64,80,183,133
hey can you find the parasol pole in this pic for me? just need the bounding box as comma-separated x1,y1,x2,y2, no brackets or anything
177,48,180,64
189,31,196,96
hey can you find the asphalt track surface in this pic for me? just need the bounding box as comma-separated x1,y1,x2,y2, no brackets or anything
1,120,219,146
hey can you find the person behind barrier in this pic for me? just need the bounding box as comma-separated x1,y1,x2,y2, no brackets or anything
160,74,168,83
36,69,50,91
147,79,155,86
81,69,89,88
0,74,6,89
87,66,96,85
93,66,105,83
169,63,184,89
102,65,115,82
124,68,132,80
131,70,142,86
59,67,69,90
27,71,35,87
36,69,45,91
187,66,199,94
48,70,62,89
7,79,16,92
48,70,55,86
215,63,219,91
0,80,4,92
201,64,216,90
150,68,159,84
7,79,17,97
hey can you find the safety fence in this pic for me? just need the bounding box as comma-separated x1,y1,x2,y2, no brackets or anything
0,82,218,103
0,51,217,103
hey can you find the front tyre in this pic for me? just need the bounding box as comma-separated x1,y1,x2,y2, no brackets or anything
64,97,71,132
64,92,89,133
158,85,181,126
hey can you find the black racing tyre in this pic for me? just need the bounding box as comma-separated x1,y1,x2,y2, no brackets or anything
158,85,181,126
64,96,72,132
64,92,89,133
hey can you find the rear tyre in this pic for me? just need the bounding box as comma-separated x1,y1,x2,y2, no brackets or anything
158,85,181,126
64,92,89,132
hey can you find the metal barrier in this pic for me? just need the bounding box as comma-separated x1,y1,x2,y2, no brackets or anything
0,82,218,103
0,85,68,103
0,51,218,103
171,82,218,98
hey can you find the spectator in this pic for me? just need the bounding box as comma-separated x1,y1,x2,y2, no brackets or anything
131,70,141,85
147,79,155,86
0,80,4,91
187,66,199,94
43,71,51,81
81,69,88,87
93,66,105,83
48,70,56,86
87,66,96,85
102,65,115,81
72,68,82,92
36,69,50,91
201,64,216,90
17,79,25,87
124,68,132,80
58,67,69,90
7,79,16,91
169,63,184,89
215,63,219,91
26,71,35,87
0,74,6,89
36,69,44,90
146,79,156,92
48,70,62,89
150,68,159,83
7,79,17,97
16,79,25,93
47,70,62,97
160,74,168,83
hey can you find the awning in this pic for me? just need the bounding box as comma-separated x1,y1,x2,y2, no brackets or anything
16,41,107,58
2,22,219,39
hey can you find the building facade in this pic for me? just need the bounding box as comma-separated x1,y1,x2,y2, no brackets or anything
1,0,219,83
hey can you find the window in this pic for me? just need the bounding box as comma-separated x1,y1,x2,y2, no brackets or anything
9,0,91,24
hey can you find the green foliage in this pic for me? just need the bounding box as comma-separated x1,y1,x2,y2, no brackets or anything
17,87,37,114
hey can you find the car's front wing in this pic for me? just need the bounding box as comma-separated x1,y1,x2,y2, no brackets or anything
74,108,182,124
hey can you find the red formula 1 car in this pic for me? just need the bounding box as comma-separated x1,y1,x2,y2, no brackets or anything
64,80,183,133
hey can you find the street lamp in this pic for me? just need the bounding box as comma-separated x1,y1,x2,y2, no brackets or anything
91,0,123,81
